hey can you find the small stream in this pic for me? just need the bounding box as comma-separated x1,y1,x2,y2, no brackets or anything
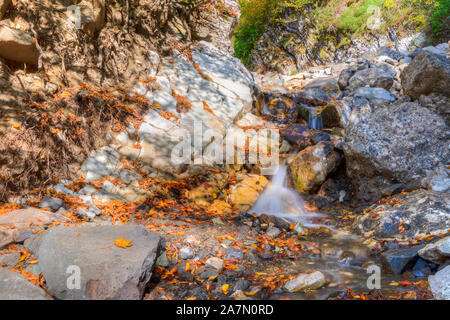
248,164,407,299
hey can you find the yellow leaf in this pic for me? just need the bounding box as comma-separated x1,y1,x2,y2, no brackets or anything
186,297,197,300
12,124,20,129
28,260,39,264
208,275,218,281
222,283,229,295
114,237,133,248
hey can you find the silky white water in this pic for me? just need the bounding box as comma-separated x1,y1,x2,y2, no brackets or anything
250,165,326,227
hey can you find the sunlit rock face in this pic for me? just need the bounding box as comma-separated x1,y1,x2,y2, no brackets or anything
343,101,450,203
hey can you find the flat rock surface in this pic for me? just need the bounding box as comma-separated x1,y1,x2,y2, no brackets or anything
32,224,162,300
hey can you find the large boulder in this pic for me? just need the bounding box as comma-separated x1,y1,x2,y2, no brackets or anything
401,51,450,99
343,101,449,202
428,266,450,300
30,224,162,300
353,190,450,240
0,208,69,249
288,141,342,193
348,67,394,90
120,41,257,173
0,268,52,300
227,174,268,212
0,25,39,65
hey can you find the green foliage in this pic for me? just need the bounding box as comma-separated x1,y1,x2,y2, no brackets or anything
429,0,450,40
233,0,277,66
336,0,385,33
233,0,449,66
233,0,313,66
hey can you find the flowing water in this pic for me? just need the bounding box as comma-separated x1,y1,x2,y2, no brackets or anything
250,165,325,228
305,106,324,130
249,165,403,299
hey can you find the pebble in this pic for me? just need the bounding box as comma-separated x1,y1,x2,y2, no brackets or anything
205,257,224,271
180,247,195,260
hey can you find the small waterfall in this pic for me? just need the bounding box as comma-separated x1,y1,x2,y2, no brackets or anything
250,165,325,227
306,106,323,130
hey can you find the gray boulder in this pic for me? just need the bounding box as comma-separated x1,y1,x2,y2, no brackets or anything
353,190,450,240
0,268,52,300
418,236,450,265
382,246,423,274
428,266,450,300
401,51,450,99
32,224,162,300
344,101,449,202
348,67,394,90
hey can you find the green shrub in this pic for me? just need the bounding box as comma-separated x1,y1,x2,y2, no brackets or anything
429,0,450,40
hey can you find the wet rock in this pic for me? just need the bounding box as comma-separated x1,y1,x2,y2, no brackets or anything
418,236,450,265
284,271,326,293
401,51,450,99
227,174,268,212
428,265,450,300
0,268,52,300
266,96,299,123
266,226,281,237
0,208,69,249
292,223,307,236
0,25,39,65
296,88,331,106
155,252,169,267
39,196,64,211
0,252,20,267
281,124,311,149
344,101,449,202
353,87,396,105
288,141,342,193
353,190,450,239
180,247,195,260
348,67,394,90
32,224,162,300
205,257,224,272
382,246,424,274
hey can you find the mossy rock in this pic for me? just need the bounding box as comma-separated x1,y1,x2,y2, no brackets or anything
321,104,341,128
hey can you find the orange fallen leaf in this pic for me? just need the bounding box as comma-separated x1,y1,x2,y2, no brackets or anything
114,237,133,248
